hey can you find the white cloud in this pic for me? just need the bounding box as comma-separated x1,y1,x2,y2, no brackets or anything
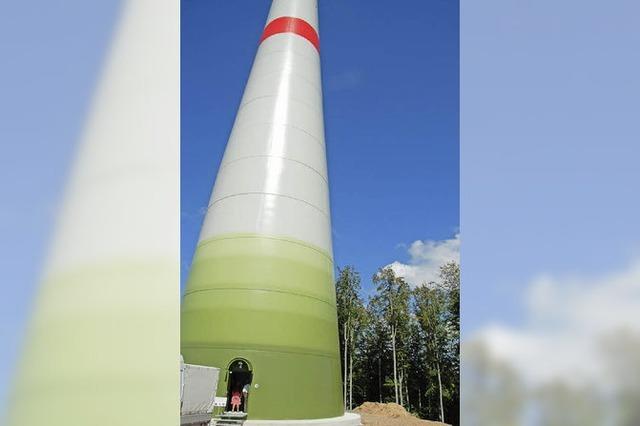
473,259,640,388
387,233,460,286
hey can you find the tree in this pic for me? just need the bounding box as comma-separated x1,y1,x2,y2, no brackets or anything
406,315,427,414
371,267,411,405
333,261,460,425
439,262,460,424
414,283,446,422
359,306,389,403
335,266,366,410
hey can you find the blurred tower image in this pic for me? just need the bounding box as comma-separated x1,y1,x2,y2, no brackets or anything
181,0,356,423
6,1,179,425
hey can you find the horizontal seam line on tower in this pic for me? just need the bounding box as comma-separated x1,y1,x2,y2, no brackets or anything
208,192,329,218
246,68,322,97
197,234,333,263
180,345,339,360
219,155,328,184
237,94,323,118
231,121,326,151
183,287,336,307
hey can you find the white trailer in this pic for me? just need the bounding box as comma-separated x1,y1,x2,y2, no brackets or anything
180,357,220,425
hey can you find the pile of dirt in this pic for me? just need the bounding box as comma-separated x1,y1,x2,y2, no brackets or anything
354,402,411,418
353,402,448,426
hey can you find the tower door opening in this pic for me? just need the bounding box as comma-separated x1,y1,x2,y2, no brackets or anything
225,359,253,413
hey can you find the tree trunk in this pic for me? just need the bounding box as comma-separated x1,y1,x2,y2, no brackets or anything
405,373,410,410
378,356,382,403
418,386,422,410
399,369,404,406
349,347,353,410
343,320,348,410
436,361,444,423
391,326,399,404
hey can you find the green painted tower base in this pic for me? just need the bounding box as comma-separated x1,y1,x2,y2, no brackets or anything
181,234,343,420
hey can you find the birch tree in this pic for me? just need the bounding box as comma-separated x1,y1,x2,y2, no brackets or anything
371,267,411,405
335,266,364,410
414,282,448,423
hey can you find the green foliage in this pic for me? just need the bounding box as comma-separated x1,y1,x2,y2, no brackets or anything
335,262,460,426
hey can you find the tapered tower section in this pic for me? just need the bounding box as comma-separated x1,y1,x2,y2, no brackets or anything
181,0,346,421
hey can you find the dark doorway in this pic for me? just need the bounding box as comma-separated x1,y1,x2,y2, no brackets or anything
225,359,253,413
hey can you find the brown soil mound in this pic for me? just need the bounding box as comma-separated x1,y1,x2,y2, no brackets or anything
355,402,411,418
353,402,448,426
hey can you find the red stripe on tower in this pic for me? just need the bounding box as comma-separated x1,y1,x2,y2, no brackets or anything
259,16,320,52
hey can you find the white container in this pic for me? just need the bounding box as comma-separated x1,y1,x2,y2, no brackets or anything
180,360,220,424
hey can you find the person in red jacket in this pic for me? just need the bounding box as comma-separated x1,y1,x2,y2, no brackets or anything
230,387,242,412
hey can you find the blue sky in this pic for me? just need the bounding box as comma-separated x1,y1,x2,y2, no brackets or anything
181,0,460,297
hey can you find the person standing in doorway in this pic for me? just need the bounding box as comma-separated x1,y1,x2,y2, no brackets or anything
242,383,250,411
230,387,241,412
